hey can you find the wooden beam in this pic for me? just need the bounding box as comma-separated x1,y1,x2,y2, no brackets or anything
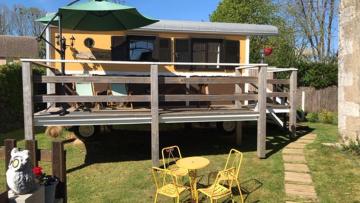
52,141,67,202
257,66,267,158
162,76,258,84
25,140,38,167
22,62,34,140
160,94,258,102
34,95,151,103
289,70,297,137
151,65,160,166
34,76,151,84
267,79,290,84
236,122,243,146
235,69,243,145
266,92,289,98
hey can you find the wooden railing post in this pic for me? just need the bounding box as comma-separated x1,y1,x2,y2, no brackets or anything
52,141,67,203
289,70,297,137
235,68,243,145
25,140,38,167
151,64,160,166
22,62,34,140
257,66,267,158
4,139,17,190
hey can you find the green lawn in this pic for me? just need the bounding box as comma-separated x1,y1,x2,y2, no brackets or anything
0,123,359,202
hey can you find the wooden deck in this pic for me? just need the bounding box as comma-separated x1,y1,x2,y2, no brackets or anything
34,106,259,126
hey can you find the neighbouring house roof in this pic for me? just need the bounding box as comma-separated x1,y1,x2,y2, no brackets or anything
0,35,38,58
134,20,279,36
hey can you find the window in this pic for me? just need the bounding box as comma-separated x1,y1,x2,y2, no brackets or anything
175,39,191,62
128,36,155,61
84,38,95,48
192,39,222,68
158,38,172,62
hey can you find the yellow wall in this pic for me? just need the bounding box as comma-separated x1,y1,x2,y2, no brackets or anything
50,28,248,75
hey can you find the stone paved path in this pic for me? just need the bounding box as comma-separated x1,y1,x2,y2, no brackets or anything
283,133,318,202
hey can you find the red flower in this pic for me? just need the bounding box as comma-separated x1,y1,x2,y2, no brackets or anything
264,47,273,56
32,166,43,177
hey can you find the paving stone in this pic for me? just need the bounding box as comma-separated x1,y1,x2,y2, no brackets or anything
283,155,307,163
285,183,317,199
296,139,314,144
284,163,310,173
286,143,306,149
285,172,313,184
283,148,304,155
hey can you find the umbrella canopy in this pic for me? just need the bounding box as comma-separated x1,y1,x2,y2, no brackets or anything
36,0,158,31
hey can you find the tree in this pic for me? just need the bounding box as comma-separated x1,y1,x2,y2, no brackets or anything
283,0,339,61
210,0,297,67
0,5,11,34
11,5,45,36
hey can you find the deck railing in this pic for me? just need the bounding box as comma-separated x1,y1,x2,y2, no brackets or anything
21,59,296,164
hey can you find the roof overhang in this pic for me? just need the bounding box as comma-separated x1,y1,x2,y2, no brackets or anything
134,20,278,36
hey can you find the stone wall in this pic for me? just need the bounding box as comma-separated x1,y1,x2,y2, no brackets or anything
339,0,360,141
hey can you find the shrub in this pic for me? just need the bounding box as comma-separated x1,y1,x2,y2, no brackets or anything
306,112,318,122
342,137,360,156
0,63,45,133
318,110,337,124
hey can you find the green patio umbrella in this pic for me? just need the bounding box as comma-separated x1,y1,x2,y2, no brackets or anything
36,0,158,31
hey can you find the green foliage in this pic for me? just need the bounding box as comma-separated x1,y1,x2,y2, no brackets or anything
306,112,318,122
296,60,338,89
210,0,297,67
306,110,337,125
0,63,45,133
342,137,360,156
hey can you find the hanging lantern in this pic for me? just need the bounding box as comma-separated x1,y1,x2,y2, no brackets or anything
264,47,273,56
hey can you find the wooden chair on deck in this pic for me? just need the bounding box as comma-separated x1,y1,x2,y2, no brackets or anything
107,83,133,109
74,81,101,110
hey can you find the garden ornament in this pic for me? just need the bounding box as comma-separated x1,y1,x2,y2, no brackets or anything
6,148,37,194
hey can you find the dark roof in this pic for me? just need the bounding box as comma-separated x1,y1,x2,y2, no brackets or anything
135,20,278,36
0,35,38,58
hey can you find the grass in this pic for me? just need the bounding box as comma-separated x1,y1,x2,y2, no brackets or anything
0,122,359,202
305,123,360,203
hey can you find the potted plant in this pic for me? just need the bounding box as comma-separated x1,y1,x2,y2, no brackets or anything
32,166,59,203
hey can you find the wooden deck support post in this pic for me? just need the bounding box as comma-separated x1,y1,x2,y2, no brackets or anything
235,68,243,145
151,64,160,166
289,70,297,137
22,62,35,140
257,66,267,158
52,141,67,203
25,140,38,167
4,139,16,190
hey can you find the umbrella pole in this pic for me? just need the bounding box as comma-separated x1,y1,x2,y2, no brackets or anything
58,14,68,115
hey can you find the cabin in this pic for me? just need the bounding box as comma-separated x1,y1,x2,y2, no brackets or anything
0,35,38,65
21,19,297,165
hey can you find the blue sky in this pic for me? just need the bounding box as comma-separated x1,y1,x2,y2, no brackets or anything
0,0,220,21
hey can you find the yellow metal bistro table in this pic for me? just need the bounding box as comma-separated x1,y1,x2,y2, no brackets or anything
176,156,210,201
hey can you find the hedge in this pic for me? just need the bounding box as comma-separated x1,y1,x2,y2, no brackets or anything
0,63,45,133
296,61,338,89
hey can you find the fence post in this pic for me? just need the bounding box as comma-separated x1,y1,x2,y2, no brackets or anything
151,64,160,166
22,62,35,140
4,139,17,190
25,140,38,167
52,141,67,202
257,66,267,158
289,70,297,137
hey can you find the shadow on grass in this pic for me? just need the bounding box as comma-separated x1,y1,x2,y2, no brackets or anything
67,123,314,173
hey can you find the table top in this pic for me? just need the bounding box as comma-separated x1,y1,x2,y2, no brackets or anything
176,156,210,170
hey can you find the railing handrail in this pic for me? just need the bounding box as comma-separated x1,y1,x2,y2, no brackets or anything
21,58,268,68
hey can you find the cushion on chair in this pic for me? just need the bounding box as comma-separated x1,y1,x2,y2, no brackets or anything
76,83,93,96
111,84,127,96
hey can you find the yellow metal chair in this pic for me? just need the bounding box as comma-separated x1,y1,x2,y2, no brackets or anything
161,146,188,177
220,149,244,203
151,167,189,203
197,168,235,203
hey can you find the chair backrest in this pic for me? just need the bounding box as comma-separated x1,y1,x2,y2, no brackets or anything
224,149,243,178
111,83,127,96
210,168,236,196
161,146,182,169
151,167,181,195
75,82,94,96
